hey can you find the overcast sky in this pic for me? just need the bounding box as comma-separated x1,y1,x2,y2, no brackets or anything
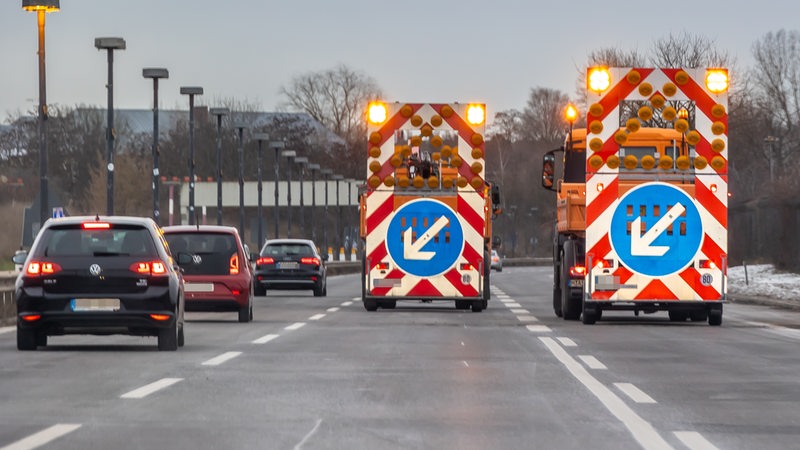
1,0,795,123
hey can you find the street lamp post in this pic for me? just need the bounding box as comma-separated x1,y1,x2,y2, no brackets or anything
95,36,126,216
282,150,297,238
23,0,59,227
332,174,343,254
269,141,285,239
345,179,356,253
294,157,308,238
180,87,203,225
764,135,778,183
320,169,332,255
142,68,168,225
234,122,247,240
308,163,320,244
210,107,229,226
254,134,270,248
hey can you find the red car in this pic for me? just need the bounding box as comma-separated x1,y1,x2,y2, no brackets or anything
163,225,253,322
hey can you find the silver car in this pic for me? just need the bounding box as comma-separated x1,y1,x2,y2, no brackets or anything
491,249,502,272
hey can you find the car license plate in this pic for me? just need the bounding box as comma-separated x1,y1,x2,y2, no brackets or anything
71,298,121,312
569,279,584,288
185,282,214,292
278,262,298,270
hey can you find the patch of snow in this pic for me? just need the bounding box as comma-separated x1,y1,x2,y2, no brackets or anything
728,264,800,301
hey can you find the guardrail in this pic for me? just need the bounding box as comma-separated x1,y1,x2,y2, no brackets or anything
1,271,16,327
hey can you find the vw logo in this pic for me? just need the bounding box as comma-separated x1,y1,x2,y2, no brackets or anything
89,264,103,276
192,254,202,265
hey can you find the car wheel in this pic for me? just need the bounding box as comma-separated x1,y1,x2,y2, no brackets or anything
177,324,185,347
36,333,48,347
497,267,503,272
238,304,252,322
158,320,179,351
17,327,37,351
313,283,323,297
254,284,266,297
322,280,327,296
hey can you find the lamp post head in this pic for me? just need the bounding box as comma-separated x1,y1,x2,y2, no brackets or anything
94,37,126,50
320,169,332,176
22,0,59,12
282,150,297,159
308,163,320,171
180,86,203,96
294,157,309,166
269,141,285,151
233,121,248,131
254,133,270,142
142,68,168,79
210,107,230,117
332,174,343,181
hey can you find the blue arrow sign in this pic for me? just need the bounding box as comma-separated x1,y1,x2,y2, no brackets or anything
609,182,703,277
386,198,464,277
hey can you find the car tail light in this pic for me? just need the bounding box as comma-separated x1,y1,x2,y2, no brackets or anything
130,261,168,276
229,253,239,275
21,314,42,322
150,314,170,321
569,265,587,277
82,222,111,229
301,257,320,266
231,289,241,296
25,261,62,276
256,257,274,266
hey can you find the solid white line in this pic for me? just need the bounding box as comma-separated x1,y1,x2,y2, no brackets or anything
294,419,323,450
510,308,530,314
341,301,353,307
308,314,325,321
578,355,607,370
0,326,14,335
0,424,82,450
202,351,242,366
121,378,183,399
506,302,522,308
673,431,719,450
526,325,551,333
285,322,306,331
615,383,657,404
557,337,577,347
741,320,800,340
326,307,340,313
252,334,279,344
539,337,671,450
516,315,539,322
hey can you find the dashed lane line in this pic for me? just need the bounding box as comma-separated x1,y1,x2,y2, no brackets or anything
615,383,657,404
120,378,183,399
326,307,340,313
516,315,539,322
578,355,608,370
0,424,82,450
202,351,242,366
673,431,719,450
556,337,577,347
309,314,326,321
285,322,306,331
510,308,530,314
526,325,552,333
252,334,279,344
341,301,353,307
506,302,522,308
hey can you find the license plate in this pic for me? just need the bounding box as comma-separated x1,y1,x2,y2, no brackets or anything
278,262,298,270
569,279,584,288
185,282,214,292
71,298,121,312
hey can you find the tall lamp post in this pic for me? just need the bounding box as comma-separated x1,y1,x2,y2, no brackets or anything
344,179,356,253
210,107,229,226
254,134,270,248
282,150,297,238
142,68,168,225
321,169,332,254
95,36,126,215
307,163,320,244
269,141,285,239
294,157,308,238
234,121,248,240
180,86,203,225
23,0,59,227
332,174,344,254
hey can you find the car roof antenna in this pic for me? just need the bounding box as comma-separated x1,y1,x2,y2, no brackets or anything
95,214,100,221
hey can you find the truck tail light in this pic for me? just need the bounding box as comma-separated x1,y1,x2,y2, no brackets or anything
130,261,168,276
376,262,390,271
699,260,717,270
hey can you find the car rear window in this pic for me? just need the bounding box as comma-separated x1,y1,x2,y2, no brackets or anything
261,243,315,257
37,225,156,257
165,232,238,275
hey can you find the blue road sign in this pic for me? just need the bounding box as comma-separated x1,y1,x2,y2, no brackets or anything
386,198,464,277
52,207,64,218
609,182,703,277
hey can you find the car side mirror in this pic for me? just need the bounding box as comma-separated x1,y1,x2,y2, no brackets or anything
249,252,258,263
322,254,329,262
12,251,27,264
542,151,556,190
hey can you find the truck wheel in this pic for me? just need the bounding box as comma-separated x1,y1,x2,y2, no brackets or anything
553,265,563,318
690,310,708,322
708,308,722,326
668,311,688,322
561,241,581,321
364,298,378,312
471,301,483,312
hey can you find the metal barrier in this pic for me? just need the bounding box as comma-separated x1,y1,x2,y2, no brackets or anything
1,272,16,326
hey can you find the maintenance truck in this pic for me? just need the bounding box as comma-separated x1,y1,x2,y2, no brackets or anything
360,102,500,312
542,67,729,325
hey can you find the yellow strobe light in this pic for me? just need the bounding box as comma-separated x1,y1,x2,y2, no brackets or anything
588,67,611,93
564,103,578,123
705,69,729,94
467,104,485,125
368,102,388,124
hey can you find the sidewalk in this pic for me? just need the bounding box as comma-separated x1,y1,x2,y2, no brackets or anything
728,264,800,311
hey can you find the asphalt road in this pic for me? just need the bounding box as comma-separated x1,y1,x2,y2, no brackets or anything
1,266,799,450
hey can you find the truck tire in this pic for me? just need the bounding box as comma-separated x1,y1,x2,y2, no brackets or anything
708,307,722,326
471,300,483,312
668,310,688,322
364,298,378,312
553,263,563,317
561,240,581,321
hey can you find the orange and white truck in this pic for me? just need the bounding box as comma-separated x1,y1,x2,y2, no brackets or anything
359,102,500,312
542,67,729,325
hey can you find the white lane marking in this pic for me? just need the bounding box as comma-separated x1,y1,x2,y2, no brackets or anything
460,341,465,346
578,355,607,370
0,326,14,335
326,307,340,313
0,424,82,450
350,297,360,301
202,351,242,366
462,361,469,368
309,314,326,321
673,431,719,450
615,383,657,404
506,302,522,308
510,308,530,314
294,418,323,450
539,337,671,450
496,295,511,299
341,301,353,307
252,334,279,344
285,322,306,331
516,315,539,322
557,337,577,347
526,325,552,333
121,378,183,399
499,299,514,304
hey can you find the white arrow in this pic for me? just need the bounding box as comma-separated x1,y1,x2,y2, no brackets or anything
630,203,686,256
404,216,449,260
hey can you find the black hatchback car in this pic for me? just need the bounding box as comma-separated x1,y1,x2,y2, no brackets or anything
254,239,327,296
13,216,185,351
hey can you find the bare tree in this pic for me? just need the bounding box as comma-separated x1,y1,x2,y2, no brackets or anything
520,87,572,145
650,32,731,68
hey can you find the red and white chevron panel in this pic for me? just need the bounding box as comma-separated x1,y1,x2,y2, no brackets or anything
585,68,728,302
364,103,486,299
